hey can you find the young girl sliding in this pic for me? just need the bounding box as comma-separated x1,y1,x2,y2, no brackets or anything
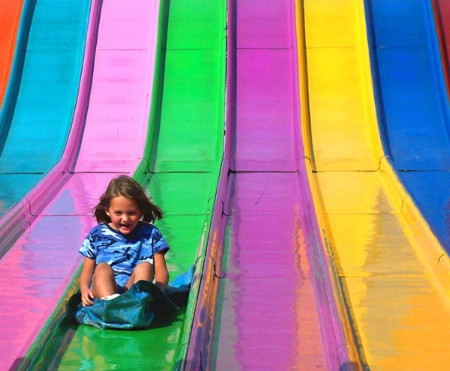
79,175,169,307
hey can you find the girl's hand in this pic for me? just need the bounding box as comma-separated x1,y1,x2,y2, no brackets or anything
81,288,95,307
79,257,96,306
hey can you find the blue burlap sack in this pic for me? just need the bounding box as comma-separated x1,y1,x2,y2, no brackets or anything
69,266,194,330
74,280,169,329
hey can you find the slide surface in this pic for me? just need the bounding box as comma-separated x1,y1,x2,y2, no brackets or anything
0,0,161,369
186,0,356,369
302,0,450,369
208,0,327,368
2,1,450,370
0,0,90,218
367,0,450,256
57,1,227,369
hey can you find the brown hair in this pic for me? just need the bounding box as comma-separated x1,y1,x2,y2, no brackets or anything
93,175,163,224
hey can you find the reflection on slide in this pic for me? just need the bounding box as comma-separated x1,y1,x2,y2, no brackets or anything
2,1,450,370
301,0,450,369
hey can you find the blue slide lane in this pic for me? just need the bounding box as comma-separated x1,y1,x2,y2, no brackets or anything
0,0,90,217
365,0,450,253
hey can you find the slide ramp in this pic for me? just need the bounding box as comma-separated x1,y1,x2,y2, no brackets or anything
208,1,328,367
23,0,227,369
4,1,450,370
300,0,450,369
0,0,90,220
0,1,160,369
366,0,450,263
187,1,360,369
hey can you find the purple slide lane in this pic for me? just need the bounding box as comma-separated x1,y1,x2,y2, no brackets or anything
0,1,160,369
187,0,355,369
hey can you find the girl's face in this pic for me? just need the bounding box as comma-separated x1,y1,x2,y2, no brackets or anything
106,196,142,235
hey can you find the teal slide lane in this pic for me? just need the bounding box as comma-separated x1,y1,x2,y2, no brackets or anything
0,0,90,217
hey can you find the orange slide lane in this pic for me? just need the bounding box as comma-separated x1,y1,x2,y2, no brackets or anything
0,0,24,108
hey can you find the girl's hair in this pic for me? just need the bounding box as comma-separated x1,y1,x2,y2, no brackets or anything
93,175,163,224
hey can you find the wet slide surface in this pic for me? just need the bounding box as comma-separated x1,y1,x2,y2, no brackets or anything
367,1,450,255
133,0,227,368
34,0,226,369
0,0,90,218
2,1,450,370
0,0,161,369
301,0,450,369
195,1,338,369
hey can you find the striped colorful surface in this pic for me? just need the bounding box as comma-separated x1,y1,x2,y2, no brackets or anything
0,0,90,233
302,0,450,368
0,0,161,369
1,0,450,370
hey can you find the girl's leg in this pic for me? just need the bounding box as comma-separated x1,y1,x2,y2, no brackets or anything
125,261,154,291
92,262,118,298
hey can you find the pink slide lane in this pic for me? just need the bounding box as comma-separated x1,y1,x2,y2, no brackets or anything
0,1,160,369
187,0,354,369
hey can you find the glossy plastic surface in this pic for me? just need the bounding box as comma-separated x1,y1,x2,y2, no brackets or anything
134,0,227,367
211,0,329,364
368,0,450,257
59,0,227,369
0,0,90,216
368,0,450,171
2,1,450,370
302,0,450,369
186,0,356,369
0,0,161,369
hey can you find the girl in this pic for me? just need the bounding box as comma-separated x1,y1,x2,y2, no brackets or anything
79,175,169,307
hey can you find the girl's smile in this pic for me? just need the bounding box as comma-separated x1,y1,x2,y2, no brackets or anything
106,196,142,235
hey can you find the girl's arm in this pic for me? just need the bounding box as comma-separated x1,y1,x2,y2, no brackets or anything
154,252,169,291
80,257,96,306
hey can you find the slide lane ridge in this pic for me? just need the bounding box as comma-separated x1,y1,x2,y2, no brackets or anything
187,0,359,369
300,0,450,369
0,1,161,369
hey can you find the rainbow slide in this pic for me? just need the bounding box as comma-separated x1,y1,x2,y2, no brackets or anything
1,0,450,370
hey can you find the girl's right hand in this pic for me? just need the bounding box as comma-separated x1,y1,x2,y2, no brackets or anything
81,288,95,307
79,257,96,306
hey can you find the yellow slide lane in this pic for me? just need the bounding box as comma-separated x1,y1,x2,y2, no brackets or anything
297,0,450,369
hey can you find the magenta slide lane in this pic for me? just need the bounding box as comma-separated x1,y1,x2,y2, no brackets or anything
0,1,160,369
187,0,354,369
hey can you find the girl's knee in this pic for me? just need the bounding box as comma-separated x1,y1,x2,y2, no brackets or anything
95,262,114,276
133,261,154,281
92,262,118,297
135,261,153,274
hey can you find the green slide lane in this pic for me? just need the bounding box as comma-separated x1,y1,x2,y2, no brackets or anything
56,1,226,369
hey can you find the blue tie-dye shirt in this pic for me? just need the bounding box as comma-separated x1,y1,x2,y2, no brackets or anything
79,222,169,288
